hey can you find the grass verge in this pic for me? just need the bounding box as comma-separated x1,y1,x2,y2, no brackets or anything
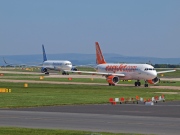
0,127,142,135
0,82,179,108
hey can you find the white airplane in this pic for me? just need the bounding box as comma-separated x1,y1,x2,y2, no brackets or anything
66,42,176,87
2,57,27,67
41,45,76,75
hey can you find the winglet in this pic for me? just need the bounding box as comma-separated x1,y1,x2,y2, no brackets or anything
42,44,47,62
95,42,106,64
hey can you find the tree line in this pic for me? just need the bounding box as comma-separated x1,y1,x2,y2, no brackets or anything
153,64,180,68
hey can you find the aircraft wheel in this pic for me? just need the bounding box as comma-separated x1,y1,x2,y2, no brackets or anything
135,82,138,86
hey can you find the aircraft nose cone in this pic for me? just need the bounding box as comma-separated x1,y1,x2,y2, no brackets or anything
68,65,72,70
151,71,157,78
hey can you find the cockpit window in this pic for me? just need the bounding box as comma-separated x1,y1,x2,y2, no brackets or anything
145,68,155,71
65,63,72,65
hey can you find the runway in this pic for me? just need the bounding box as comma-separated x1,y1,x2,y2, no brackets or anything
1,101,180,135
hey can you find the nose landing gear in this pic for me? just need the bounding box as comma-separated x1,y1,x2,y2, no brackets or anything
109,83,115,86
144,81,148,87
62,71,69,75
45,72,49,75
134,80,149,87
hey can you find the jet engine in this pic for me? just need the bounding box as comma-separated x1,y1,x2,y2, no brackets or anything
106,76,119,85
147,77,159,84
71,67,78,71
41,67,47,73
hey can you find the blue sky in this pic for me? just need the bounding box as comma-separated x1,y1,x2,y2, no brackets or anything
0,0,180,58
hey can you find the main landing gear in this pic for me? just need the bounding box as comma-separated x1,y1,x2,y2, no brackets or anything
134,80,141,86
134,80,148,87
62,71,69,75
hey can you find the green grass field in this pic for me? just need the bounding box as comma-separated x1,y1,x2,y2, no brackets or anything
156,69,180,78
0,81,179,108
0,127,142,135
0,68,180,108
0,67,40,72
0,73,41,76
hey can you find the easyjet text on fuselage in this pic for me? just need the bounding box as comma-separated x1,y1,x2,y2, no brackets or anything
105,64,137,72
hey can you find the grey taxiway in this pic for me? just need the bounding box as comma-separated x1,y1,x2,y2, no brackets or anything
0,101,180,135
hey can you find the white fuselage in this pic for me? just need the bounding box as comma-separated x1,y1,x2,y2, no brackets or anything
97,63,157,80
43,60,72,71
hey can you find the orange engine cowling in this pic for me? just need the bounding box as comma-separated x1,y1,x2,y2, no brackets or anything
147,77,159,84
106,76,119,85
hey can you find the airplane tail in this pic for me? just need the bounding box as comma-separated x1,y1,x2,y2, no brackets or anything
95,42,106,64
3,57,8,64
42,44,47,62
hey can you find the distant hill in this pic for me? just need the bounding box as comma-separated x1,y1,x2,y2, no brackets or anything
0,53,180,66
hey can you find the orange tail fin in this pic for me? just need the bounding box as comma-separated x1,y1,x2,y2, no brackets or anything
95,42,106,64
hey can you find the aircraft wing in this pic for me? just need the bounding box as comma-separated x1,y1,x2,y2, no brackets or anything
157,69,176,74
65,70,125,77
73,64,97,69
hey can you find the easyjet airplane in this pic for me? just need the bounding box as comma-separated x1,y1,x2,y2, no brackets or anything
66,42,175,87
41,45,77,75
